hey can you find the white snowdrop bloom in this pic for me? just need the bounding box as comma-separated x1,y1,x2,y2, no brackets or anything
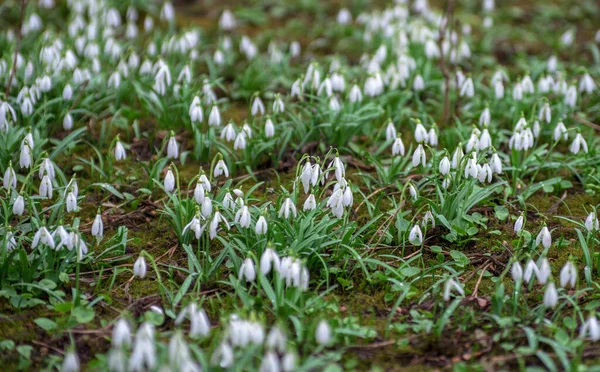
160,2,175,22
511,262,523,282
201,197,213,219
129,324,156,371
32,226,54,249
337,8,352,24
13,195,24,215
251,95,265,116
537,258,551,285
183,214,204,239
62,84,73,101
62,351,80,372
478,129,492,150
439,156,450,175
260,248,280,275
553,122,568,142
319,77,333,97
512,82,523,101
536,226,552,249
460,77,474,97
223,192,234,210
316,321,332,345
329,96,341,111
327,189,345,218
66,191,77,212
39,175,53,199
214,159,229,178
279,198,297,219
239,258,256,282
409,225,423,245
385,121,397,142
464,154,478,179
543,282,558,308
282,352,297,372
524,259,538,283
479,107,491,126
291,78,303,98
303,194,317,211
532,120,541,138
425,39,440,59
134,256,147,278
494,80,504,99
408,184,418,200
91,213,103,239
539,102,552,123
559,261,577,288
289,41,301,57
108,71,121,89
115,141,126,160
392,136,405,156
560,29,575,47
54,226,72,250
413,74,425,91
189,308,211,338
213,342,233,368
349,84,363,102
451,146,464,169
219,9,236,30
580,315,600,342
266,326,287,352
260,352,280,372
213,49,225,65
62,111,73,131
331,72,345,92
414,123,428,143
265,117,275,138
412,144,426,167
242,123,253,138
255,215,268,235
208,105,221,127
3,164,16,190
167,135,179,159
235,206,251,228
579,73,597,94
490,152,502,174
585,211,599,232
112,319,132,348
514,215,524,234
328,156,346,182
565,85,577,107
273,95,285,113
477,163,493,183
233,131,247,150
521,75,534,94
443,278,465,301
221,122,237,142
39,158,55,180
164,169,175,192
570,133,588,154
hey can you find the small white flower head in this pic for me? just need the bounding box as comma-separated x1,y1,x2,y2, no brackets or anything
265,116,275,138
413,74,425,91
66,191,77,212
315,320,332,345
114,139,126,161
251,94,265,116
303,194,317,211
214,158,229,178
134,256,147,278
39,175,53,199
514,214,524,234
490,152,502,174
524,259,538,283
511,261,523,282
3,163,16,190
112,319,132,348
167,134,179,159
164,168,176,192
559,261,577,288
255,215,268,235
479,107,491,126
234,132,247,151
337,8,352,24
537,258,551,285
260,247,280,275
443,278,465,301
160,2,175,22
279,197,297,220
63,112,73,131
412,144,426,167
579,73,596,94
234,206,251,228
414,122,429,144
219,9,237,30
62,350,80,372
239,258,256,282
460,76,474,97
409,224,423,245
570,132,588,154
543,282,558,308
439,156,450,175
13,195,25,215
580,314,600,342
208,104,221,127
536,226,552,249
565,85,577,107
348,84,363,103
585,211,599,232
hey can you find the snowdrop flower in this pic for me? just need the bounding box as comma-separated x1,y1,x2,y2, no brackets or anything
234,132,247,151
19,141,33,169
54,226,72,251
291,78,303,98
409,225,423,245
239,258,256,282
494,80,504,99
167,135,179,159
112,319,132,348
114,140,126,161
464,154,478,179
219,9,236,30
349,84,363,103
264,117,275,138
160,2,175,22
108,71,121,89
537,258,551,285
91,213,103,240
290,41,301,57
201,198,213,219
414,122,428,143
251,95,265,116
209,211,229,240
536,226,552,249
164,168,175,192
443,278,465,301
337,8,352,24
511,261,523,282
413,74,425,91
63,112,73,131
221,122,236,142
585,211,599,232
479,107,491,126
559,261,577,288
385,120,397,142
477,163,493,183
579,73,596,94
13,195,24,215
570,133,588,154
213,342,233,368
512,82,523,101
439,156,450,175
408,184,417,200
303,194,317,211
62,351,80,372
3,163,16,190
255,215,268,235
39,158,55,180
235,206,251,228
189,308,211,338
565,85,577,107
214,159,229,178
514,214,524,234
32,226,54,249
328,156,345,182
316,321,331,345
39,175,53,199
539,102,551,123
392,136,405,156
451,146,464,169
428,126,438,146
66,191,77,212
524,259,538,283
489,152,502,174
260,248,280,275
478,129,492,150
460,76,474,97
580,315,600,342
553,121,568,142
412,144,426,167
134,256,147,278
129,323,156,371
543,282,558,308
63,84,73,101
183,214,204,239
208,104,221,127
279,198,297,219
